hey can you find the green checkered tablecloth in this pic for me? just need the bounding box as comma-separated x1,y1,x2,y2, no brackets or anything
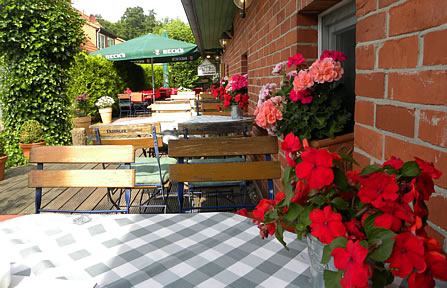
1,213,312,287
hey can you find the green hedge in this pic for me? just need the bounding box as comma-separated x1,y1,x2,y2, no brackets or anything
139,64,171,89
67,54,126,120
0,0,85,166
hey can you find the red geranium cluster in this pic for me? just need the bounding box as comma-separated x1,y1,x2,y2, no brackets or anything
209,74,249,110
251,132,447,288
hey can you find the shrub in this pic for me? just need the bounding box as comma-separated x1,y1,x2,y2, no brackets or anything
66,54,125,120
0,132,5,157
115,62,147,91
139,64,169,89
19,120,43,144
0,0,85,166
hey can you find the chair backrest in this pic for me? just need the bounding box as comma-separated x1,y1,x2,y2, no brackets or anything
118,94,131,100
150,102,191,114
28,145,135,214
90,123,163,149
168,136,280,199
171,88,178,95
178,117,252,136
131,92,143,102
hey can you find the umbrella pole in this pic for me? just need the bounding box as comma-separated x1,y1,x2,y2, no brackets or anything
151,58,155,103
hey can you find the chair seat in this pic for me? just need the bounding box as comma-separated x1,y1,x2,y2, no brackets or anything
187,157,245,187
121,157,177,185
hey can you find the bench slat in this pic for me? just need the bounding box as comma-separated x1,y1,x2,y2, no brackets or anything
29,146,135,163
89,123,160,137
169,161,281,182
92,137,163,149
168,136,278,157
29,170,135,188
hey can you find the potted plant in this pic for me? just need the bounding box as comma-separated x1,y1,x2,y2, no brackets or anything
72,93,91,136
256,51,353,162
210,74,249,119
0,132,8,181
18,120,45,159
251,132,447,288
95,96,115,124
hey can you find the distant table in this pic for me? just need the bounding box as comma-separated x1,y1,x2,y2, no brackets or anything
1,213,312,288
178,115,253,135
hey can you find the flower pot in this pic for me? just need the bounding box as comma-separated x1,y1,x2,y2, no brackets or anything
231,105,243,119
73,115,92,137
99,107,112,124
0,155,7,181
309,133,354,172
19,141,46,160
306,235,337,288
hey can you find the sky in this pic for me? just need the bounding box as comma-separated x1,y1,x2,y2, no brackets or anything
71,0,188,23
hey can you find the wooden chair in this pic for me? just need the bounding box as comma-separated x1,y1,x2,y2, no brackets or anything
118,94,132,117
91,123,176,213
28,146,135,214
130,92,147,115
193,92,229,116
168,136,280,212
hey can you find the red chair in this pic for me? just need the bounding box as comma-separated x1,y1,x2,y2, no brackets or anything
193,87,203,95
171,88,178,95
155,89,161,99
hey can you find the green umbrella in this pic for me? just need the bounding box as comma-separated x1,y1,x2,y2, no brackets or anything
161,30,170,89
90,33,200,99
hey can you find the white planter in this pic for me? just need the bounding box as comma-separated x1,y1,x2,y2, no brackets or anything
99,107,113,124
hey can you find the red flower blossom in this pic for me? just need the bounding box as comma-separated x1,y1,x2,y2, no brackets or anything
382,156,404,170
281,132,301,167
291,180,310,205
287,53,305,68
346,170,362,186
309,206,346,244
344,218,366,241
413,173,436,201
296,148,334,189
386,232,426,278
374,201,414,232
408,250,447,288
331,240,369,288
258,223,276,240
253,198,275,220
289,89,312,104
358,172,399,208
415,157,442,179
235,208,248,217
320,49,346,62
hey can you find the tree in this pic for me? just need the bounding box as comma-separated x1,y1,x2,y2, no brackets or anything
0,0,85,166
156,20,201,88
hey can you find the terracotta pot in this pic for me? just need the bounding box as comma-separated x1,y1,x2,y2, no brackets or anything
309,133,354,172
73,115,92,137
99,107,113,124
0,155,7,181
19,141,46,159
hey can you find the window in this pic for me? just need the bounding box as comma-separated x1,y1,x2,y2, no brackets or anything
98,33,106,50
319,0,356,131
107,37,114,48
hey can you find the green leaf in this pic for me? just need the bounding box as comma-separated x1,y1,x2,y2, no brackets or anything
368,229,396,262
321,237,348,264
283,202,304,224
371,267,394,288
299,204,315,227
282,166,295,203
311,195,325,205
338,152,359,166
333,167,348,191
275,222,288,249
331,197,348,210
323,270,343,288
359,165,383,176
264,210,279,223
399,161,421,177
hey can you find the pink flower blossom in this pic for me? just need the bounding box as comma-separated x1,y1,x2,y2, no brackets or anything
288,53,305,68
293,70,314,92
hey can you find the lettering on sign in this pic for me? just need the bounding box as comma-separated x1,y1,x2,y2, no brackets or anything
198,59,216,76
106,129,127,134
172,56,187,61
163,48,184,54
105,53,126,59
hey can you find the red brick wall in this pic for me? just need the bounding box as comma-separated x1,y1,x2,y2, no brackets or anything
354,0,447,250
223,0,447,249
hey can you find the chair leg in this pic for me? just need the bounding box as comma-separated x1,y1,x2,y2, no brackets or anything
178,182,184,213
35,188,42,214
125,188,131,213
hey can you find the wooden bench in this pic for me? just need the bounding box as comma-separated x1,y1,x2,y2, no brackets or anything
168,136,280,212
91,123,176,213
28,146,135,214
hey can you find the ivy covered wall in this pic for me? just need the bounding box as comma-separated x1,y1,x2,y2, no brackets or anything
0,0,85,166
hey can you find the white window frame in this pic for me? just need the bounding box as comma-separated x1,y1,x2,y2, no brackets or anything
107,37,114,47
98,33,106,50
318,0,355,57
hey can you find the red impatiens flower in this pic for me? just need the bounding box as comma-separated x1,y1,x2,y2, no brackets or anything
344,218,366,241
281,132,301,167
413,173,436,201
358,172,399,208
253,198,275,219
414,157,442,179
291,180,311,205
386,232,426,278
235,208,248,217
287,53,305,68
382,156,404,170
408,251,447,288
296,148,334,190
331,240,369,288
309,206,346,244
258,223,276,240
374,201,414,232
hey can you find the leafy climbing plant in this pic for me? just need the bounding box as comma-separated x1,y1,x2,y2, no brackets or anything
0,0,85,166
